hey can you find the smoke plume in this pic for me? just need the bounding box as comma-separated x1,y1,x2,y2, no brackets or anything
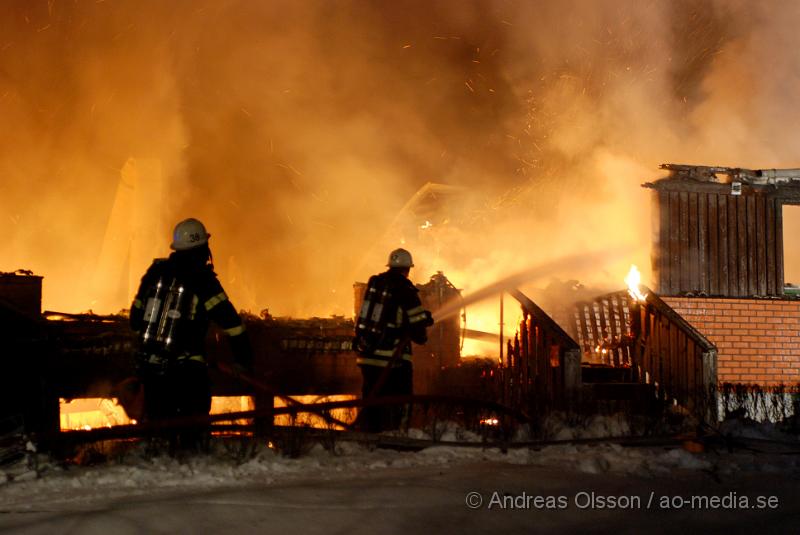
1,0,799,320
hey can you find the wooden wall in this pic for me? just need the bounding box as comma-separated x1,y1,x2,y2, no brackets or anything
650,181,785,297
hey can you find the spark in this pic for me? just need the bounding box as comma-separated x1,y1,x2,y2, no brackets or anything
465,81,474,93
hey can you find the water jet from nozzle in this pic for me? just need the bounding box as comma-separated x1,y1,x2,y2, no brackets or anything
431,248,630,323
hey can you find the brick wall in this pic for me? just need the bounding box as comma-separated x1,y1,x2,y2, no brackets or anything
663,297,800,386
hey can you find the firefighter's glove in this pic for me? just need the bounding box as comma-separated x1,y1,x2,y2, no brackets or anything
422,310,434,327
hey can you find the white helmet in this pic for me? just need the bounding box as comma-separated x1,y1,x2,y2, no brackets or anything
387,248,414,268
170,218,210,251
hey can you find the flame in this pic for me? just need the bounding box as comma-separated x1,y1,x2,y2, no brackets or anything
209,395,256,427
273,395,358,430
59,398,133,431
460,299,520,358
59,396,256,431
624,264,647,302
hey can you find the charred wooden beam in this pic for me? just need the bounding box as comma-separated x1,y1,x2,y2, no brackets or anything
509,289,579,350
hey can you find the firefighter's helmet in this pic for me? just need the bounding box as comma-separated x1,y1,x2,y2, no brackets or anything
387,248,414,268
170,218,210,251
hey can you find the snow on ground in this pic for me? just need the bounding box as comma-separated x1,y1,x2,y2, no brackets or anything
1,415,798,512
0,417,798,534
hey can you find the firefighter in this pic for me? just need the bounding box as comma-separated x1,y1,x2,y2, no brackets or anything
129,217,252,450
354,248,433,432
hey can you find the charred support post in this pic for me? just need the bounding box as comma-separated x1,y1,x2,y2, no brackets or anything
499,293,504,364
563,348,582,409
702,349,719,423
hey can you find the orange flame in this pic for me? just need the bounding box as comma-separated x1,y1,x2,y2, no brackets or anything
625,264,647,302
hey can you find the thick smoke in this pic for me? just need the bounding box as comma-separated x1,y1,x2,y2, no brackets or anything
1,0,799,318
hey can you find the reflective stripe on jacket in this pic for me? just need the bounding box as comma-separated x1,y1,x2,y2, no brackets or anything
356,269,428,368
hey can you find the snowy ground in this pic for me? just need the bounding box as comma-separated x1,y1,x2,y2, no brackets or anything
1,419,798,534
